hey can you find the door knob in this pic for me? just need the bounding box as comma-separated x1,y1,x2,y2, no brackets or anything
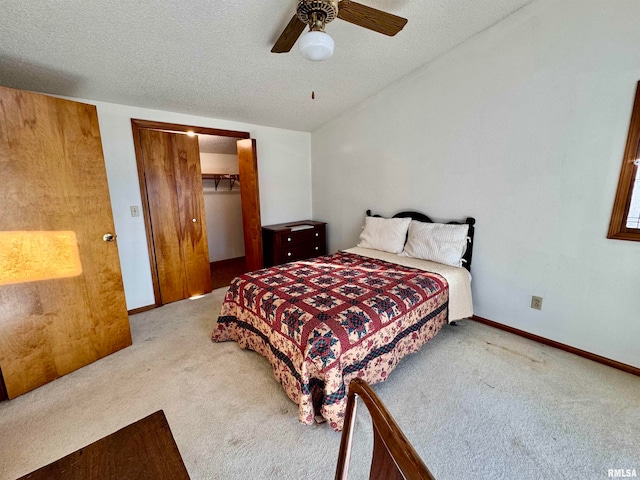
103,233,115,242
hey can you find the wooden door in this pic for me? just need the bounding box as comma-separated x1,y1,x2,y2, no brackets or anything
237,139,264,271
0,87,132,398
139,130,212,304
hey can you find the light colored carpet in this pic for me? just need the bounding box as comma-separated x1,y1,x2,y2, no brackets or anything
0,287,638,479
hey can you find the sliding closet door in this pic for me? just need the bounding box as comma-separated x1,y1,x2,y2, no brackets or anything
172,134,212,297
237,139,264,271
140,130,187,303
140,130,211,304
0,86,131,398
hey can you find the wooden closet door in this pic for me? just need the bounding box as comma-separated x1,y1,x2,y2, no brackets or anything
237,139,264,271
140,130,187,304
172,134,211,297
140,130,211,304
0,87,131,398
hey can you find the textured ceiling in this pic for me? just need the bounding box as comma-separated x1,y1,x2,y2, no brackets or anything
198,134,238,155
0,0,535,132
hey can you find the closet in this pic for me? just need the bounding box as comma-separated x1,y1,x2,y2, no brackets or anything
133,121,264,308
138,129,212,305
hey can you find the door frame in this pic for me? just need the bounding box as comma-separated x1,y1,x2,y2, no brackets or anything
131,119,259,308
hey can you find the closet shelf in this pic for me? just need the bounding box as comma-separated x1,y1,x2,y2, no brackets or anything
202,173,239,191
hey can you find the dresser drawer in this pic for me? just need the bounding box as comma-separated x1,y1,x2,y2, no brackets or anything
277,242,325,263
262,220,327,267
280,228,323,246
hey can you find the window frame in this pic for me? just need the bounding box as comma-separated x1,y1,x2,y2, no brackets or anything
608,81,640,242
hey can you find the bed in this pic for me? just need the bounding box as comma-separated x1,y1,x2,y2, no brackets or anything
212,210,475,431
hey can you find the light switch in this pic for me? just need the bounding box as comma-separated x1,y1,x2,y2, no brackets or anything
130,205,140,217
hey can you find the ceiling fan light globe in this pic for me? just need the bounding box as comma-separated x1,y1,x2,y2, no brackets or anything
298,31,334,61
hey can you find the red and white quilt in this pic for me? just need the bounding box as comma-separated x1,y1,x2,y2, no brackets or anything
212,251,448,431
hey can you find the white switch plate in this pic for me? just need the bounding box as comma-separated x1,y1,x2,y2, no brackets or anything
130,205,140,217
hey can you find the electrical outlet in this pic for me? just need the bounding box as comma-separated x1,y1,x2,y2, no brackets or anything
531,296,543,310
130,205,140,217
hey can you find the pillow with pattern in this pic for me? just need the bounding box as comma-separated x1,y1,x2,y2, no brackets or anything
400,220,469,267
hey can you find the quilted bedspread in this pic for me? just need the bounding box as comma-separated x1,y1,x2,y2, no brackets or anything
212,251,449,431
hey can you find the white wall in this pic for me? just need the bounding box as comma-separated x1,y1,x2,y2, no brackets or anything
200,152,238,175
200,153,245,262
202,186,245,262
81,100,311,310
311,0,640,368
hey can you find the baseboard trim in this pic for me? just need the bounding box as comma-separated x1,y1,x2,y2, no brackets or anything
128,304,156,316
471,315,640,377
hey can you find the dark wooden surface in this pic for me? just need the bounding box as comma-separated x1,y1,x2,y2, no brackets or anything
210,256,247,289
138,129,212,305
140,129,189,304
337,1,408,36
237,139,264,272
127,304,156,316
130,119,250,139
262,220,327,267
335,378,435,480
17,410,190,480
271,14,306,53
172,133,213,299
608,81,640,242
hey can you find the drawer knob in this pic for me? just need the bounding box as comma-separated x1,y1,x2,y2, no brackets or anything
315,233,319,237
287,252,292,257
315,246,319,250
287,237,292,242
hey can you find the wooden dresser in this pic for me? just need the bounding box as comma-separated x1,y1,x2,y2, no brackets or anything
262,220,327,267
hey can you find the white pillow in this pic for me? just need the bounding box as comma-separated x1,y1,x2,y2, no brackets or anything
400,220,469,267
357,216,411,254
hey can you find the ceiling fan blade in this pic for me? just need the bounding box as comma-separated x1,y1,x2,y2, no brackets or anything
337,1,407,36
272,15,307,53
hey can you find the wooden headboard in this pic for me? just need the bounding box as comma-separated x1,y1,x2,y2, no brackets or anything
366,210,476,272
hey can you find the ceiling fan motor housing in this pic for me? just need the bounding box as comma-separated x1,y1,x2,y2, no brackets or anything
296,0,338,25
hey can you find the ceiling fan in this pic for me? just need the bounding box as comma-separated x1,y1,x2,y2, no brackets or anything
272,0,408,61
